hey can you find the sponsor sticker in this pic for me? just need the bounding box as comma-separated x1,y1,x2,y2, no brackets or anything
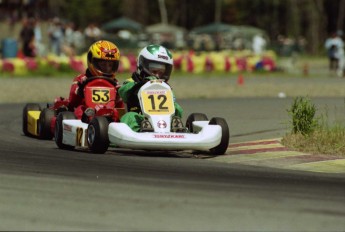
157,120,167,128
153,134,185,139
63,124,72,132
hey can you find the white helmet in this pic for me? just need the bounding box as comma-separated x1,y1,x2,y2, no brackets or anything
136,44,173,82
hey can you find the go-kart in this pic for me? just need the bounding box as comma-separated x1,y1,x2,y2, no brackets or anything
53,77,124,150
56,78,230,155
22,97,69,140
22,77,123,141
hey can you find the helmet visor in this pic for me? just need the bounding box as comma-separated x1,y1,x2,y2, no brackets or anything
148,63,166,78
93,58,119,76
145,61,172,81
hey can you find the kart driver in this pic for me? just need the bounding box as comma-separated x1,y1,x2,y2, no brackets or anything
68,40,124,119
118,44,185,132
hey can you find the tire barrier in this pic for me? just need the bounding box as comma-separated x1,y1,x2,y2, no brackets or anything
0,50,277,76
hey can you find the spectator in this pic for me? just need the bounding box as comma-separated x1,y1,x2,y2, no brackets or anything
72,25,86,55
214,32,225,51
336,30,345,77
84,23,102,45
325,31,344,76
62,22,76,56
33,18,45,57
325,32,339,73
252,33,267,55
19,18,35,57
48,17,64,56
233,36,245,51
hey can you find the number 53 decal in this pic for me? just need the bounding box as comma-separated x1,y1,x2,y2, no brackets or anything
92,89,110,103
141,90,174,115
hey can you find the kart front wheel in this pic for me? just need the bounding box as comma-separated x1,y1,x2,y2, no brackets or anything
87,116,109,154
22,103,41,136
39,108,54,140
55,111,76,150
209,117,230,156
186,113,208,133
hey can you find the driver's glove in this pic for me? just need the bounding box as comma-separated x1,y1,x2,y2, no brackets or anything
143,76,157,82
76,76,88,97
76,82,84,98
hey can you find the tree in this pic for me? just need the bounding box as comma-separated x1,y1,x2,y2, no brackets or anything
305,0,326,54
337,0,345,30
44,0,340,55
59,0,122,27
158,0,168,24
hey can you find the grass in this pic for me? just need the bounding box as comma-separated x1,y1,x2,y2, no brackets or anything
287,97,318,135
2,72,345,103
282,96,345,156
282,125,345,156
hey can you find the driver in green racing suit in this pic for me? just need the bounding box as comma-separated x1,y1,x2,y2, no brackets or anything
118,44,184,132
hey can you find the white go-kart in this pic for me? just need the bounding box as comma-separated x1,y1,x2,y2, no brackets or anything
55,78,230,156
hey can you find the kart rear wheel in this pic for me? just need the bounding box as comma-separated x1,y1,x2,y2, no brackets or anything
185,113,208,133
39,108,54,140
55,111,76,150
209,117,230,156
22,103,41,136
87,116,109,154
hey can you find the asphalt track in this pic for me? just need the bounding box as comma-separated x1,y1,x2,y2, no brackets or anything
1,99,345,231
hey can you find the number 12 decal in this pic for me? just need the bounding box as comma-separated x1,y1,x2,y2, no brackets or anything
76,127,83,146
141,90,174,115
148,94,168,110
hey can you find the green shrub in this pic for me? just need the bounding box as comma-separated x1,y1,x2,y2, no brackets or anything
288,96,318,135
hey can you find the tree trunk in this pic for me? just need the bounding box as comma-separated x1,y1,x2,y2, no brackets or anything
215,0,222,23
337,0,345,30
158,0,168,24
287,0,301,38
305,0,326,54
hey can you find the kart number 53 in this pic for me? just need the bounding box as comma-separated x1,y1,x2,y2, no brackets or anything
92,89,110,103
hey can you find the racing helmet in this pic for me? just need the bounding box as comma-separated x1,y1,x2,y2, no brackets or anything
136,44,173,82
87,40,120,78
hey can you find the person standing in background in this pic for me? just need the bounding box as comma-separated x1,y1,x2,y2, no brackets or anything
48,17,64,56
73,25,86,55
62,22,76,56
325,31,344,76
19,18,35,57
33,18,44,57
252,33,267,55
335,30,345,77
84,23,102,45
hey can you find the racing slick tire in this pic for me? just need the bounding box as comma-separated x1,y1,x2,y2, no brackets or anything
22,103,41,136
87,116,109,154
185,113,208,133
38,108,54,140
55,111,76,150
209,117,229,156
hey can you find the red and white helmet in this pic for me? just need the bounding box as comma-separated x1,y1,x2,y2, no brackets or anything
87,40,120,78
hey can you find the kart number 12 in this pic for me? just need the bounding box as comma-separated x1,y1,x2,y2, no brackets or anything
76,127,83,146
141,90,174,115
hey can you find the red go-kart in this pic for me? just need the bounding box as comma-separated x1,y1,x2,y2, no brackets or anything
22,77,124,141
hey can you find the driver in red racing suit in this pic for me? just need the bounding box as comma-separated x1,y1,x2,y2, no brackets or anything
68,40,124,120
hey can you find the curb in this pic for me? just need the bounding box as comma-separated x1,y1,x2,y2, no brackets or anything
213,138,345,174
